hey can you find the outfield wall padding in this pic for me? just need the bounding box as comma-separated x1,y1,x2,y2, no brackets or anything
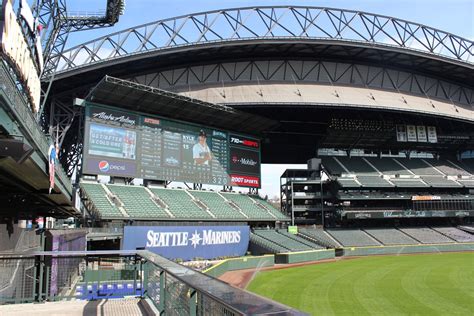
204,255,275,278
343,243,474,257
275,249,335,264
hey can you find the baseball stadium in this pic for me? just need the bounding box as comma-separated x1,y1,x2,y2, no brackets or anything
0,1,473,315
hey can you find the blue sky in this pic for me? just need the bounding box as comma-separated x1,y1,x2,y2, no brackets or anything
66,0,473,46
65,0,473,198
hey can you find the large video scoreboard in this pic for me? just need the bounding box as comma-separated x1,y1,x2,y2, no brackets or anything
83,103,261,187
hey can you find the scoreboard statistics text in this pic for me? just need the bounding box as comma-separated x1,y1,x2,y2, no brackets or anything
83,104,261,187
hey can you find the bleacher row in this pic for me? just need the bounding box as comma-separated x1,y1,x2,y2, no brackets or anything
80,182,288,221
321,157,474,188
326,226,474,247
250,226,474,253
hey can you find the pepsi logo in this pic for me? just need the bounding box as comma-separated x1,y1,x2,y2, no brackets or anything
98,160,110,172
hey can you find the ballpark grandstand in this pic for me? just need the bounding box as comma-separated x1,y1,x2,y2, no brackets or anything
0,2,473,315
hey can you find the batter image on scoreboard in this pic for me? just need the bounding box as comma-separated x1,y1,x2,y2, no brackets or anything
193,130,212,165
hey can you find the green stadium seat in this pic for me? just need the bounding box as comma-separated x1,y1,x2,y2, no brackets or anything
150,188,212,219
107,185,170,219
80,182,124,218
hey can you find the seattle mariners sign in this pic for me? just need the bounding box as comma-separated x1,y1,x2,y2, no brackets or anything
123,226,250,260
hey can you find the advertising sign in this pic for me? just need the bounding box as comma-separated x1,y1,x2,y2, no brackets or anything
0,0,41,112
83,103,261,187
288,226,298,234
122,225,250,261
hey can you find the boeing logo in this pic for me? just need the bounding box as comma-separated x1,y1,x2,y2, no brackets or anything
146,229,241,249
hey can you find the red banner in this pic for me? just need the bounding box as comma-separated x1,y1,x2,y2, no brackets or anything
230,174,260,188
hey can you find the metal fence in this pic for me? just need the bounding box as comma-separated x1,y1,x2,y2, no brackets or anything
0,250,305,315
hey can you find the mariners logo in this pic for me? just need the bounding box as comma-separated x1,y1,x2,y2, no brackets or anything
98,160,110,172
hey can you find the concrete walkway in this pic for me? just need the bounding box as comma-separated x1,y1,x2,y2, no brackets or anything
0,298,149,316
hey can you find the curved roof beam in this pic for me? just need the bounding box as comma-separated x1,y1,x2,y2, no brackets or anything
54,6,473,75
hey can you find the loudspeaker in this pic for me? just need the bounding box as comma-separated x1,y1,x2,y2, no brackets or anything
0,139,34,164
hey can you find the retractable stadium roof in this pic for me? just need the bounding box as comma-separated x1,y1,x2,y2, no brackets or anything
85,76,278,136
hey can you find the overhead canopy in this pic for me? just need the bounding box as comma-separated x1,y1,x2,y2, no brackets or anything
86,76,278,135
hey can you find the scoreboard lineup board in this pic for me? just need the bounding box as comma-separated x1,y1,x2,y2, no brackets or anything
83,103,261,188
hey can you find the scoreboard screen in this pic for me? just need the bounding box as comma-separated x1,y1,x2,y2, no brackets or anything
83,103,261,187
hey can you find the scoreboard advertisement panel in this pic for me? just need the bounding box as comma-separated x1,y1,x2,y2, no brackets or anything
83,103,261,187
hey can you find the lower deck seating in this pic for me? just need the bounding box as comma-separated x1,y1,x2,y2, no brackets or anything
221,193,273,219
254,229,314,252
150,188,211,219
190,191,245,219
364,228,418,245
250,233,289,253
326,229,381,247
107,185,170,219
277,230,323,249
252,197,289,220
431,227,474,242
299,228,340,248
399,227,454,244
80,183,124,218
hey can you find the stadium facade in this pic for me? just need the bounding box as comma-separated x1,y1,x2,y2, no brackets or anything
40,6,473,227
0,3,473,312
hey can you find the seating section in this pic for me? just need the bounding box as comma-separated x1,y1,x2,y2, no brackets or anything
458,225,474,234
431,227,474,243
395,158,440,176
430,160,471,176
336,157,378,175
190,191,245,219
399,227,454,244
327,229,381,247
357,176,393,187
252,197,289,220
150,188,212,219
337,178,360,188
321,156,473,189
364,158,411,175
389,178,427,187
277,230,323,249
82,183,290,221
250,233,289,253
299,227,340,248
107,185,170,219
80,183,124,218
321,157,346,175
364,228,418,245
253,230,316,252
221,193,274,219
422,176,461,187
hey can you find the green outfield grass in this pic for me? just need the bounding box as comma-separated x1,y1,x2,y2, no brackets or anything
247,252,474,315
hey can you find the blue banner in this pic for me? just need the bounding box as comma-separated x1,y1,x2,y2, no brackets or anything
123,225,250,261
